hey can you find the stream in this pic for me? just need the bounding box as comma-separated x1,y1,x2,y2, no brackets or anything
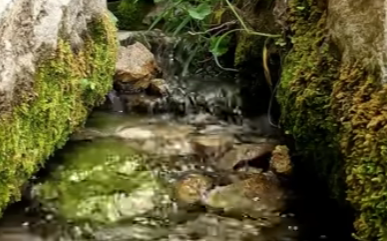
0,30,354,241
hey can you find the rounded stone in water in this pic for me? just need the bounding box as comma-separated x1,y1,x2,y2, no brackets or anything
202,172,286,227
173,173,214,206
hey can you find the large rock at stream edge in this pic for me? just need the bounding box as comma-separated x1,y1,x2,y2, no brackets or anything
0,0,116,212
275,0,387,239
115,42,160,91
0,0,110,109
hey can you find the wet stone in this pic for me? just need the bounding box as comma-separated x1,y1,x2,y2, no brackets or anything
115,42,160,86
202,172,287,228
269,145,292,175
190,134,234,159
31,138,171,227
218,143,276,171
173,173,214,206
148,78,169,96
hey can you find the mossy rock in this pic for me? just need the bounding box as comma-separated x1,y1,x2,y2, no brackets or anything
0,15,117,215
33,138,167,226
277,0,387,239
276,0,342,194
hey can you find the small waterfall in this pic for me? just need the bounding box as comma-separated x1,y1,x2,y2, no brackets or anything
107,90,124,113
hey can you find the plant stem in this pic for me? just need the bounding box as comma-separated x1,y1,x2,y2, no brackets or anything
187,21,236,36
224,0,249,31
224,0,280,38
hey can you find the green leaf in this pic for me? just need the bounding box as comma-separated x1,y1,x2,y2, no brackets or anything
210,35,231,57
188,3,211,20
148,0,183,31
173,15,191,36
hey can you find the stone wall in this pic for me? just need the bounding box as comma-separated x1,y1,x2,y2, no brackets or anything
0,0,117,214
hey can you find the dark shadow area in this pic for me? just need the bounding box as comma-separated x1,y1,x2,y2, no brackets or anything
284,136,355,241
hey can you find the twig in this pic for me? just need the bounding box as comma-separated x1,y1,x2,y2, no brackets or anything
187,21,237,36
225,0,249,32
224,0,280,38
213,52,238,72
198,56,214,63
267,50,288,128
263,38,273,91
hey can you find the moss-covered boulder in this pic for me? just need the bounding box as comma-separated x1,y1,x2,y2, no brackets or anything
0,0,117,214
276,0,387,239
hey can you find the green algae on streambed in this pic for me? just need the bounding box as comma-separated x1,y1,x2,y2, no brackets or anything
33,138,170,226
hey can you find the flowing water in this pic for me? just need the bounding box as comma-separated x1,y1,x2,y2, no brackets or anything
0,30,354,241
0,111,353,241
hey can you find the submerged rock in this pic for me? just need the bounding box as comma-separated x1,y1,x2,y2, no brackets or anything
115,123,195,156
202,172,287,227
28,111,296,239
190,134,234,159
90,212,298,241
166,213,264,241
219,143,277,171
32,138,168,226
92,223,169,241
174,173,214,206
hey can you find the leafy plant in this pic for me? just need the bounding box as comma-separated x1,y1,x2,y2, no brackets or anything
148,0,280,72
210,34,231,57
188,3,212,20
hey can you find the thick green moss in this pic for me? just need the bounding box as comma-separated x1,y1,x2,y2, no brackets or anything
333,64,387,240
0,14,117,213
277,0,387,240
234,33,264,67
277,0,343,196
